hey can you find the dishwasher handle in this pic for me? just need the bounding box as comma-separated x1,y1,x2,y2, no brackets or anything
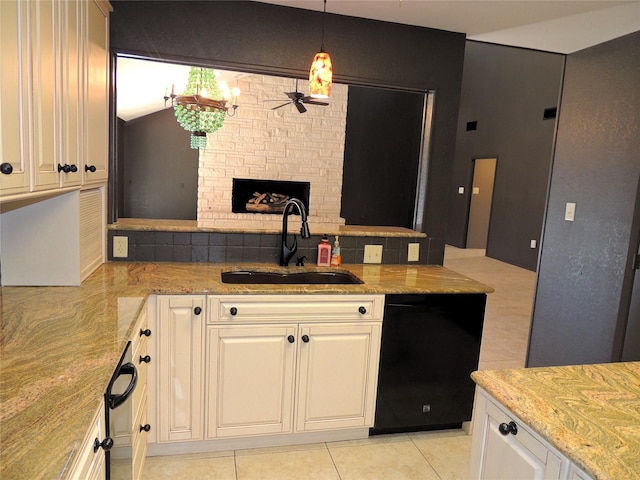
107,362,138,409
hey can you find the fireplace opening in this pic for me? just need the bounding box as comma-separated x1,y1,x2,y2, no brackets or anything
232,178,310,215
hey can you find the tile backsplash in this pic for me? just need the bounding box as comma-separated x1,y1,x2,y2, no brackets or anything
107,230,438,265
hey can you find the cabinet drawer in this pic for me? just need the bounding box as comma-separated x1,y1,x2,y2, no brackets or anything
208,295,384,323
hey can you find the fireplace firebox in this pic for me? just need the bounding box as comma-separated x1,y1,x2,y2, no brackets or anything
232,178,310,215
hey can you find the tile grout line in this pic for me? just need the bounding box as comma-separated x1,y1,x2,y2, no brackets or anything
324,442,344,480
407,435,446,480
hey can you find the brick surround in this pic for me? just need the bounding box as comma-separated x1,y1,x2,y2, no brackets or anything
197,73,348,231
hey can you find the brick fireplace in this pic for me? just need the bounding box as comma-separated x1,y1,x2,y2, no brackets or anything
197,73,348,231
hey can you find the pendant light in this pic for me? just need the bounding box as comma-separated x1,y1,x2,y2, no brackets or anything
309,0,332,99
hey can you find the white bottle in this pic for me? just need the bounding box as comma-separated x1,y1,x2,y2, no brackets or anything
330,235,342,266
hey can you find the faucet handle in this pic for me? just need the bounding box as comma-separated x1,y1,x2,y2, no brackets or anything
296,256,307,266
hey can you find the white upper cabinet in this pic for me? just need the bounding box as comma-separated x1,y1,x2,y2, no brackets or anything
0,0,111,201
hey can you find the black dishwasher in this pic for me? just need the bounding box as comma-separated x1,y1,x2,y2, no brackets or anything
370,293,486,435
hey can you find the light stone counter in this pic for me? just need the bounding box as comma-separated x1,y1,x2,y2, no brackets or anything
472,363,640,480
0,262,491,479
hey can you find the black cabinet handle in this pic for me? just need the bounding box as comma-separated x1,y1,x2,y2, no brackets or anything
93,437,114,453
230,307,237,316
193,306,202,315
85,164,97,172
499,421,518,436
358,306,367,314
140,328,151,337
302,334,310,343
288,335,295,343
139,424,151,433
0,162,13,175
139,355,151,364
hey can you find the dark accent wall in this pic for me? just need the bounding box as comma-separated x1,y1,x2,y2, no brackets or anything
447,42,565,271
121,109,198,219
341,86,424,228
110,1,466,264
527,31,640,367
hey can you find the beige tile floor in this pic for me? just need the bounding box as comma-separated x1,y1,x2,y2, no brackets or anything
142,246,536,479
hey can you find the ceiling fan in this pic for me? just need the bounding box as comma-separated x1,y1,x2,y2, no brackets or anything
269,79,329,113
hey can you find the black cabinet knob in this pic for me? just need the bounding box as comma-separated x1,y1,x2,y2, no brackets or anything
230,307,238,316
0,162,13,175
139,423,151,433
139,355,151,364
288,335,295,343
69,164,78,172
140,328,151,337
498,421,518,436
85,164,97,172
358,306,367,314
57,163,71,173
93,437,114,453
302,334,310,343
193,306,202,315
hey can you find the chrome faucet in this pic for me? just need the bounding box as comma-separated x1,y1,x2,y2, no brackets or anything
280,198,311,266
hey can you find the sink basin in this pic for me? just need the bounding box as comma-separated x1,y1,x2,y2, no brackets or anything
221,270,363,285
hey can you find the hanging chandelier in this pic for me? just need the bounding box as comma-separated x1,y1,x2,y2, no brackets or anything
164,67,239,149
309,0,332,99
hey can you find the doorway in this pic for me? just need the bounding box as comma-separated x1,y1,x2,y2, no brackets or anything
466,158,497,249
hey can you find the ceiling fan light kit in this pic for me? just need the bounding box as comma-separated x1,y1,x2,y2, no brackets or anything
309,0,332,98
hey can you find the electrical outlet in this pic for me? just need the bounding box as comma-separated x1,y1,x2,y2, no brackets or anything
530,239,537,249
113,236,128,258
408,243,420,262
363,245,383,264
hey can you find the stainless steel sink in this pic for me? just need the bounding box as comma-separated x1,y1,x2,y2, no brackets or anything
221,270,363,285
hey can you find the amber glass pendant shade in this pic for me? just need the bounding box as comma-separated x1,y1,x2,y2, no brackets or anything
309,51,332,98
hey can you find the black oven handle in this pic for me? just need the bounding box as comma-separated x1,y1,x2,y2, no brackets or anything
107,362,138,410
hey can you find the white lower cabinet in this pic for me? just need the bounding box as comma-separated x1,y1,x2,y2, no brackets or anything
206,320,381,439
468,387,593,480
206,324,297,438
156,295,206,442
68,403,107,480
152,293,383,452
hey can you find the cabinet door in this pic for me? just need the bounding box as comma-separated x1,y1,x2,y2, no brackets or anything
30,0,62,191
157,296,205,442
0,0,30,196
59,0,83,188
207,324,296,438
83,0,109,184
473,394,564,480
68,403,107,480
296,323,381,432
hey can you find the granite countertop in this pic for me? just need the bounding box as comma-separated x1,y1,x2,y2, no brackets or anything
472,363,640,480
0,262,492,479
108,218,428,237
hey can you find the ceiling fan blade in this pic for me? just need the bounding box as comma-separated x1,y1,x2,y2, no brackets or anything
295,102,307,113
304,100,330,106
271,102,290,110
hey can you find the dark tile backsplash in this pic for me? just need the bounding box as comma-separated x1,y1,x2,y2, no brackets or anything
107,230,436,265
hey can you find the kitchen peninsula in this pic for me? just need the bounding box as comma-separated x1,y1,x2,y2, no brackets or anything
0,261,490,479
469,362,640,480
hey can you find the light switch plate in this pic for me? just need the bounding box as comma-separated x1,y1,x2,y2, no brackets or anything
565,202,576,221
364,245,383,264
408,243,420,262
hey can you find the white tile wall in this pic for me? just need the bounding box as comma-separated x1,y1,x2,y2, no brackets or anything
198,73,348,230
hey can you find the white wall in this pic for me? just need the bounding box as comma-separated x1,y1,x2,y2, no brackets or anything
197,73,348,231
